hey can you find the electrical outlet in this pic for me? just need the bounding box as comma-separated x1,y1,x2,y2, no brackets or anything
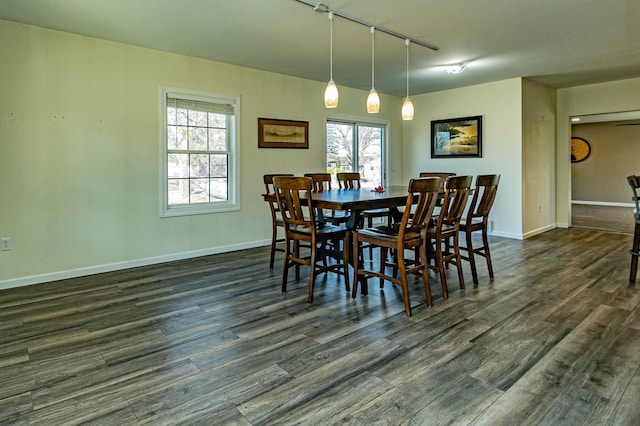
1,238,10,251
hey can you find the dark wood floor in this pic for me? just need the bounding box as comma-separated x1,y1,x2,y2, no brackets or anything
1,228,639,425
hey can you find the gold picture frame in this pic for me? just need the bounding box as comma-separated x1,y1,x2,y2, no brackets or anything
258,118,309,149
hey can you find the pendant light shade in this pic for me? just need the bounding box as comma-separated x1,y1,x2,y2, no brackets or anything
367,89,380,113
325,81,339,108
324,12,339,108
366,26,380,113
402,39,414,120
402,98,415,120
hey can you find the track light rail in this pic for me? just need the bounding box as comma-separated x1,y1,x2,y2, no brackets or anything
294,0,439,51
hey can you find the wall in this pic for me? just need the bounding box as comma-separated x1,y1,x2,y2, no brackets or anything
402,78,524,238
0,20,404,287
557,77,640,226
521,79,557,236
571,121,640,203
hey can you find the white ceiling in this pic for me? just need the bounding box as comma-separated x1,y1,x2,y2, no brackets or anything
1,0,640,97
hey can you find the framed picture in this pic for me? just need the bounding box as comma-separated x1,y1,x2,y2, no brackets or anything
258,118,309,149
431,115,482,158
571,137,590,162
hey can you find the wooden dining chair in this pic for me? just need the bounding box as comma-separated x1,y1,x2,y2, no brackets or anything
627,175,640,283
263,174,295,269
351,177,441,316
419,172,456,192
459,174,501,285
273,176,350,303
304,172,349,225
336,172,361,189
336,171,392,237
426,175,473,299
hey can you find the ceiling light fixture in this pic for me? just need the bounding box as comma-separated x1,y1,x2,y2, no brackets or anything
324,11,339,108
366,26,380,113
446,64,465,74
295,1,438,110
402,39,415,121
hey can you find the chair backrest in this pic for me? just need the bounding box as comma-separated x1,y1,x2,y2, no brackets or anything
436,175,473,227
419,172,456,191
397,177,442,238
264,173,294,195
336,172,361,189
273,176,315,230
304,173,332,192
628,175,640,221
466,174,500,223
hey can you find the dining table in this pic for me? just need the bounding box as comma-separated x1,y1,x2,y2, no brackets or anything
311,186,411,228
264,186,415,295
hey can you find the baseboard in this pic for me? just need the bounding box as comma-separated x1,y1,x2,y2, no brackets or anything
0,240,271,291
572,200,635,208
488,230,524,240
523,224,557,239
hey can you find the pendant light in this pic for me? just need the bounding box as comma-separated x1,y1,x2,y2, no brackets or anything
366,26,380,113
324,11,339,108
401,39,415,120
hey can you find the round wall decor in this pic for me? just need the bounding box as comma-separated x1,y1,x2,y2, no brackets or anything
571,137,590,162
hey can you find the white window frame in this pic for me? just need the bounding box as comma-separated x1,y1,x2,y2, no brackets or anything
160,86,240,217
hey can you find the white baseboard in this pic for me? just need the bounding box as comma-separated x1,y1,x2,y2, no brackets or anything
572,200,635,208
488,230,524,240
523,224,557,239
0,240,271,291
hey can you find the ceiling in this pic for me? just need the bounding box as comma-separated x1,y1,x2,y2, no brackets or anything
1,0,640,97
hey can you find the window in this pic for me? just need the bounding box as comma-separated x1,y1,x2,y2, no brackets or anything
161,87,239,216
326,120,385,188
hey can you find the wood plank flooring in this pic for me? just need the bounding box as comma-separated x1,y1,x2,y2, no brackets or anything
1,228,639,425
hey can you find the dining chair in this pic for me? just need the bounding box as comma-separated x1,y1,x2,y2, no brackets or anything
304,172,349,225
627,175,640,283
351,177,441,316
273,176,350,303
336,172,392,250
459,174,501,285
419,172,456,192
426,175,473,299
263,173,294,269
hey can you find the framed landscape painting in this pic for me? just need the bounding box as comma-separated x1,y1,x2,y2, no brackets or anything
258,118,309,149
430,115,482,158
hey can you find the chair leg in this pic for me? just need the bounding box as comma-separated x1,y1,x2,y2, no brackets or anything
453,234,465,290
367,217,374,261
419,243,432,306
379,247,388,289
308,242,317,303
281,239,291,293
269,222,278,269
294,240,300,282
466,230,479,285
631,223,640,283
396,248,412,316
435,239,449,299
352,234,360,298
342,234,350,293
482,227,495,280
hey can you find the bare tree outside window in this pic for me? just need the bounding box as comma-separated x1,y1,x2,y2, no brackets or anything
327,121,384,188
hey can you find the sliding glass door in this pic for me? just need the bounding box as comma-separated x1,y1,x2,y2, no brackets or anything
326,120,385,188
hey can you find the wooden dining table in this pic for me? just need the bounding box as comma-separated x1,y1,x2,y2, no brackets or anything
263,186,414,295
310,186,411,229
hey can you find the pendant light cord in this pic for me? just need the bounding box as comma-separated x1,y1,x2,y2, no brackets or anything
405,39,410,98
329,11,334,82
371,26,375,89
